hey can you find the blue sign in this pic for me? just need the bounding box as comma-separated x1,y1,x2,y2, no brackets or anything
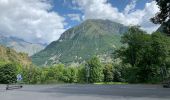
17,74,22,81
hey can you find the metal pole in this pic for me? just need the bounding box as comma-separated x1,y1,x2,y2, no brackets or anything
86,65,90,84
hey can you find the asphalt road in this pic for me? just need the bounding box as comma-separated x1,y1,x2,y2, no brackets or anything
0,84,170,100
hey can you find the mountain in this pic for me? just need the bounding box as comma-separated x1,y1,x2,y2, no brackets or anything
0,45,32,66
32,19,128,66
0,35,45,56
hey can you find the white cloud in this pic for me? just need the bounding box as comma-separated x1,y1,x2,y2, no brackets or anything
124,0,137,14
67,14,82,22
0,0,66,44
139,1,161,33
72,0,160,33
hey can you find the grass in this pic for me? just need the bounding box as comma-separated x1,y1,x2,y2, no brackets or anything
94,82,128,85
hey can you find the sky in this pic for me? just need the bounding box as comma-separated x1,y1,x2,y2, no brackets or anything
0,0,160,44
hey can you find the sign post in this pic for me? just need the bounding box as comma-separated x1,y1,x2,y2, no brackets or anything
86,66,90,84
6,74,23,90
17,74,22,82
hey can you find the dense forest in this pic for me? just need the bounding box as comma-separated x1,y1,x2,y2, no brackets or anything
1,26,170,84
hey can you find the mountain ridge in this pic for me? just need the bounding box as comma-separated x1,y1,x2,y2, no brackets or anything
0,45,31,66
0,35,45,56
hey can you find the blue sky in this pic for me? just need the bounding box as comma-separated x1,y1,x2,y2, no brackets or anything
52,0,154,29
0,0,160,44
53,0,151,14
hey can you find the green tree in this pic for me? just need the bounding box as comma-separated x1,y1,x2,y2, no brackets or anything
87,56,104,83
151,0,170,34
22,66,41,84
103,63,113,82
112,63,124,82
62,67,71,83
116,26,151,67
77,65,86,83
69,67,78,83
150,32,170,81
49,64,65,82
0,63,17,84
115,26,170,83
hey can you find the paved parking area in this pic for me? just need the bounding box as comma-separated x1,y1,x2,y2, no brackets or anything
0,84,170,100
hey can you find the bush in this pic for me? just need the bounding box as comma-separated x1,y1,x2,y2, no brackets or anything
0,63,17,84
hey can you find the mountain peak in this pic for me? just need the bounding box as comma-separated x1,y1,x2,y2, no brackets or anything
59,19,128,40
84,19,119,24
32,19,128,66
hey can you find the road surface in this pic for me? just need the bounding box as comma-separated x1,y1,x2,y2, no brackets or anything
0,84,170,100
